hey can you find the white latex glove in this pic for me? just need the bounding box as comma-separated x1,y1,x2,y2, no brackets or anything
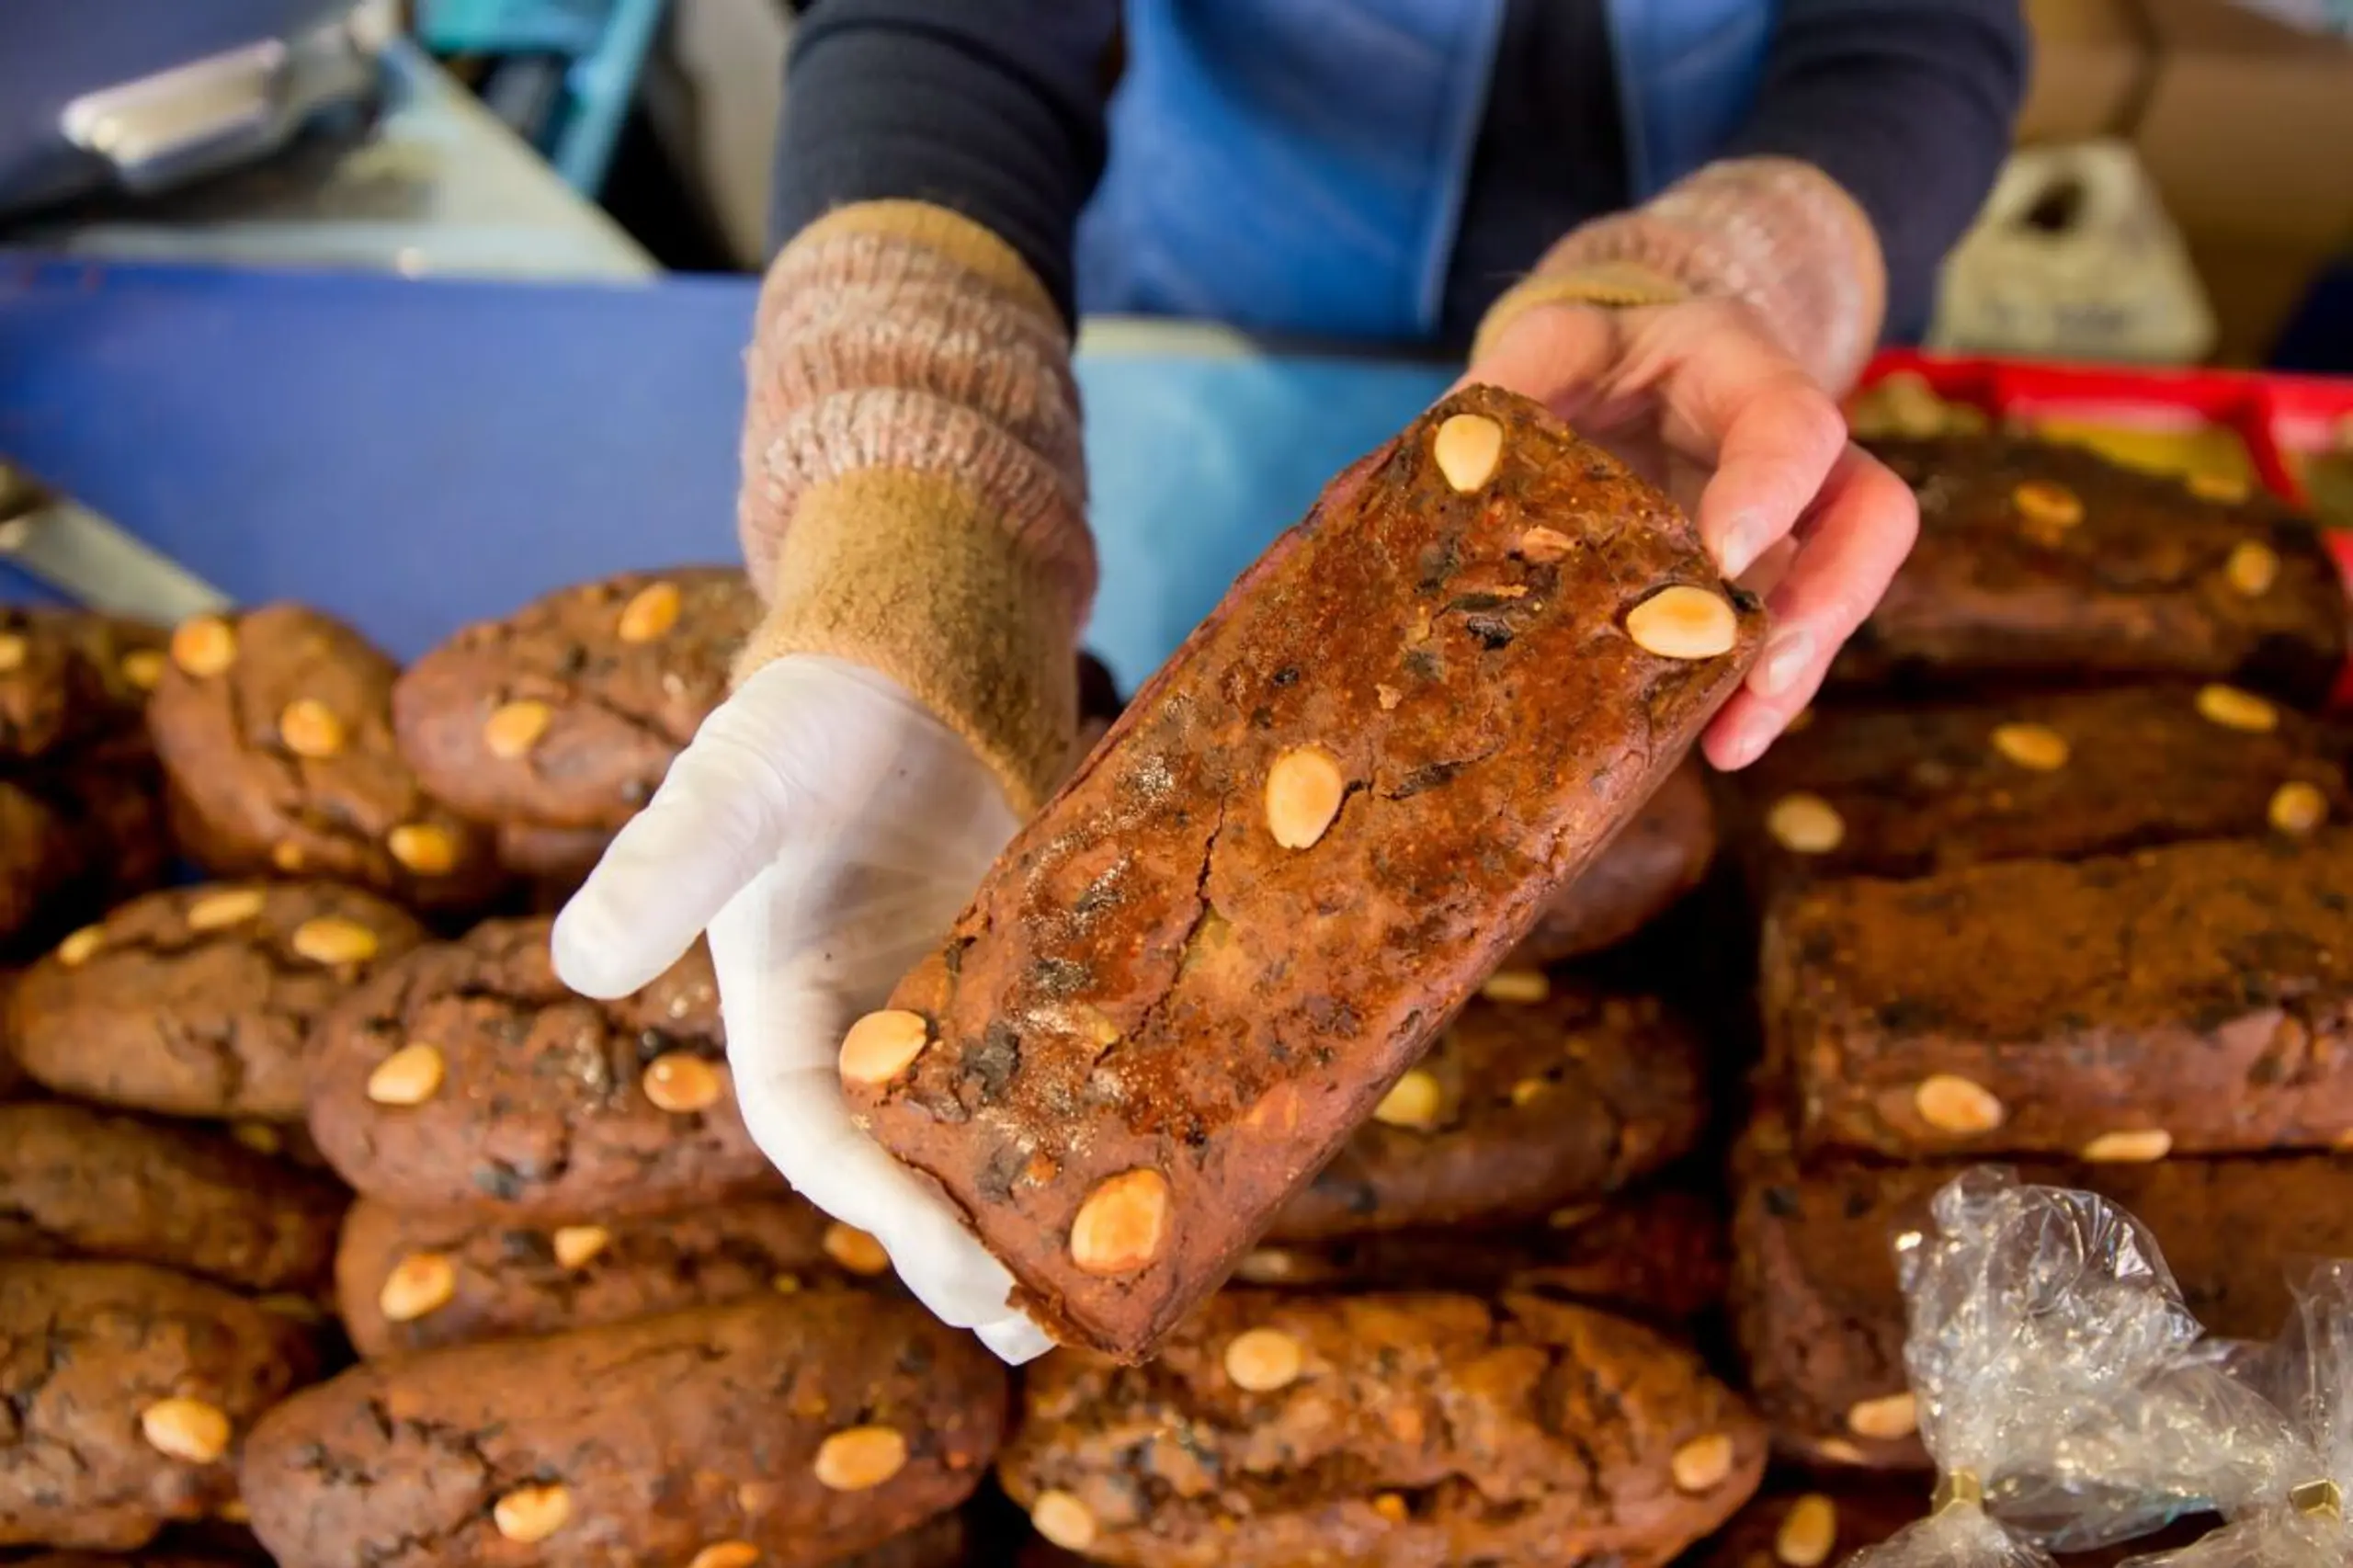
551,654,1054,1363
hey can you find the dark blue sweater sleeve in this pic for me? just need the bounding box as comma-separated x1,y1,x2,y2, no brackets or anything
769,0,1119,329
1722,0,2029,343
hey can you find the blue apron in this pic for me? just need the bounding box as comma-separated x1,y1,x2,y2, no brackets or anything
1075,0,1774,342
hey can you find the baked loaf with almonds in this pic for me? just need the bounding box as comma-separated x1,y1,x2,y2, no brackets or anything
1265,973,1706,1240
241,1294,1005,1568
333,1192,897,1357
841,385,1764,1360
1730,1122,2353,1471
149,605,503,909
307,916,767,1215
10,882,426,1121
1837,435,2348,702
0,1260,317,1551
999,1290,1765,1568
1732,682,2352,888
1762,828,2353,1159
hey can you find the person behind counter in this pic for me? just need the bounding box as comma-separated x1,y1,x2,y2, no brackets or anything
553,1,2029,1359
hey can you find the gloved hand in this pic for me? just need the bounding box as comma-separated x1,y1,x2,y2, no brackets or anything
551,653,1053,1362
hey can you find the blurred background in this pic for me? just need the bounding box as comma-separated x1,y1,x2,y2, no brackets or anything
0,0,2347,371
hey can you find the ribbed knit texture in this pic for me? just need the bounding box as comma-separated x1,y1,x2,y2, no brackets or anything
735,200,1096,812
1474,157,1888,394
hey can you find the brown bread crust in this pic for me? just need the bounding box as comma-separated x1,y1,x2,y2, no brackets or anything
10,882,427,1120
1731,685,2353,887
851,386,1763,1360
333,1192,892,1357
305,916,767,1214
1235,1187,1727,1324
240,1295,1006,1568
1730,1128,2353,1471
1509,758,1716,965
0,1103,343,1294
1837,436,2348,701
1000,1290,1764,1568
1266,980,1706,1240
147,604,503,910
1762,830,2353,1159
392,567,758,833
0,1260,317,1551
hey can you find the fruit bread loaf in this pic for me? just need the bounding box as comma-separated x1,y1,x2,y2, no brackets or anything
307,916,768,1215
10,882,427,1120
1509,757,1717,965
149,605,504,910
0,1102,343,1295
1264,973,1706,1240
1733,683,2353,887
241,1294,1006,1568
334,1192,899,1357
392,567,758,834
1836,435,2349,702
999,1290,1765,1568
841,385,1764,1360
1234,1185,1726,1324
1730,1126,2353,1471
0,1259,318,1551
1762,828,2353,1159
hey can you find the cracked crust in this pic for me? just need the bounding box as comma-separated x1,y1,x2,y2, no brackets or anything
1838,437,2348,701
1508,759,1716,966
1763,829,2353,1158
10,882,427,1119
0,1103,343,1294
1730,685,2353,891
1235,1187,1727,1324
852,386,1764,1360
1729,1121,2353,1471
0,1260,318,1551
333,1192,895,1358
392,567,758,833
306,917,767,1215
1266,980,1706,1241
147,605,504,912
1000,1290,1764,1568
241,1293,1006,1568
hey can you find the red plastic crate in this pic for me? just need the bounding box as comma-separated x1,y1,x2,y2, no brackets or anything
1853,351,2353,706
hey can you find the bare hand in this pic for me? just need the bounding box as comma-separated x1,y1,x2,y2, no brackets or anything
1460,296,1917,768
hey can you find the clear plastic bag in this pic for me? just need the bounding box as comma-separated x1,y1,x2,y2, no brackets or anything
2116,1261,2353,1568
1847,1170,2265,1568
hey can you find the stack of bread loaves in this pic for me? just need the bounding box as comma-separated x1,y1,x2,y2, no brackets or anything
1722,426,2353,1528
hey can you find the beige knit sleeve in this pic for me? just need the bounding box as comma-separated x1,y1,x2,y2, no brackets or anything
734,200,1097,813
1474,157,1889,394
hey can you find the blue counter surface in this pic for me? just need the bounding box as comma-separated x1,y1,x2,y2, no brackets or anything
0,256,1452,689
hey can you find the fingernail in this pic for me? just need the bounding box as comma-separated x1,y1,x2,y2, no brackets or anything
1716,722,1767,772
1751,628,1813,699
1714,513,1770,581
